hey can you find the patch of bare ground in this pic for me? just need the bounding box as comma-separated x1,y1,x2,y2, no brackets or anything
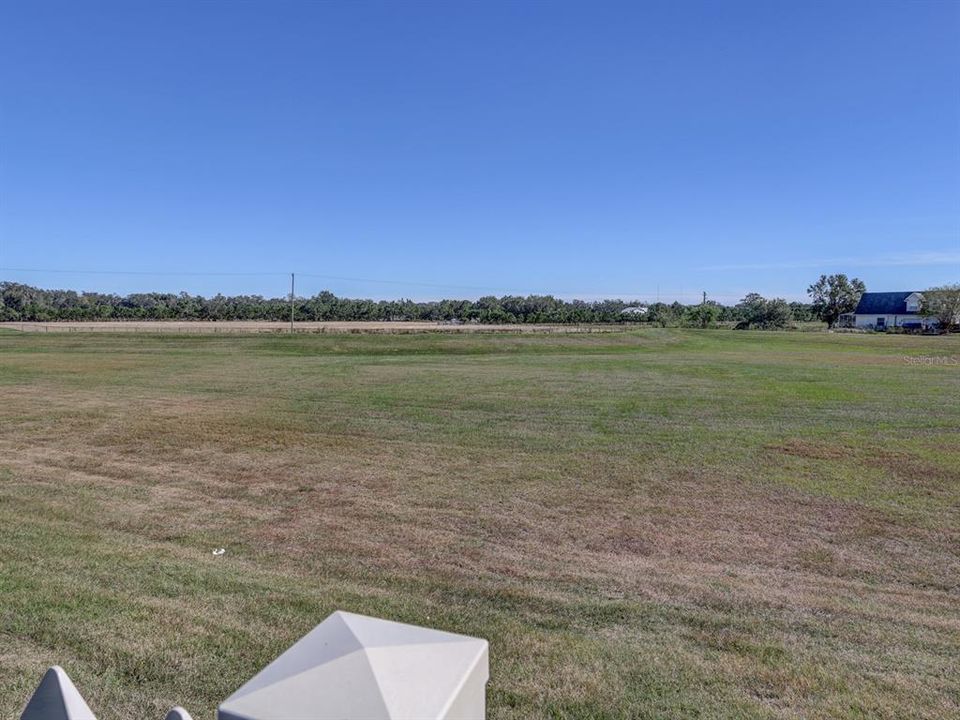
769,438,960,485
863,446,960,486
8,420,955,611
768,439,848,460
0,320,628,334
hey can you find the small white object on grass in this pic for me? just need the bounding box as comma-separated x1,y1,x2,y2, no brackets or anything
20,666,97,720
164,708,193,720
212,548,226,556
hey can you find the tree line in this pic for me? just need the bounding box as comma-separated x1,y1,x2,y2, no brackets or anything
0,281,819,326
6,276,952,330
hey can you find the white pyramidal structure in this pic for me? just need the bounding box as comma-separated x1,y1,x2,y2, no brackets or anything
217,611,489,720
20,666,97,720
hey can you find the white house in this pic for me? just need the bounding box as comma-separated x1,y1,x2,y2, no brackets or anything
846,291,937,330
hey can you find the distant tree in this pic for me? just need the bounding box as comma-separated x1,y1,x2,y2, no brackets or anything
763,298,794,329
735,293,793,330
646,302,680,327
920,284,960,333
807,274,865,328
682,301,721,328
735,293,766,329
788,301,816,323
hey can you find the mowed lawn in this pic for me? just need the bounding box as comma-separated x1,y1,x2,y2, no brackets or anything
0,329,958,719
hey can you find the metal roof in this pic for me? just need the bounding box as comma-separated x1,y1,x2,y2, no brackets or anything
854,292,921,315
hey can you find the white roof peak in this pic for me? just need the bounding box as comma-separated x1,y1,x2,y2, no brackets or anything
218,611,488,720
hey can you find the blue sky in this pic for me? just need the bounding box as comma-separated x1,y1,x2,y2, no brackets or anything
1,0,957,303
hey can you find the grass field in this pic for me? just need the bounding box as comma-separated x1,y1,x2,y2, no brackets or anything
0,329,958,719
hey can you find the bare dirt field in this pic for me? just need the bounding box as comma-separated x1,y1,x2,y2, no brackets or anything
0,320,625,334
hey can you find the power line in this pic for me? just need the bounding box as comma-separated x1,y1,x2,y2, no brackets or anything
0,266,515,291
297,272,508,293
0,267,286,277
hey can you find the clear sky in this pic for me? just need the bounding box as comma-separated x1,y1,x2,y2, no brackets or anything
1,0,958,303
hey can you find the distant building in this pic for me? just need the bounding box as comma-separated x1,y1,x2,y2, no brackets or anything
620,306,648,317
846,291,937,330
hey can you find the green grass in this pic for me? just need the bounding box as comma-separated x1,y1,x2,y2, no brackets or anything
0,329,958,718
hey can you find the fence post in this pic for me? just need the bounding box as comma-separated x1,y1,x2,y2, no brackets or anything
18,613,487,720
20,666,96,720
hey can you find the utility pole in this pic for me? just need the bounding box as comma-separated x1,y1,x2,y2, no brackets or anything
702,291,707,305
290,273,295,334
